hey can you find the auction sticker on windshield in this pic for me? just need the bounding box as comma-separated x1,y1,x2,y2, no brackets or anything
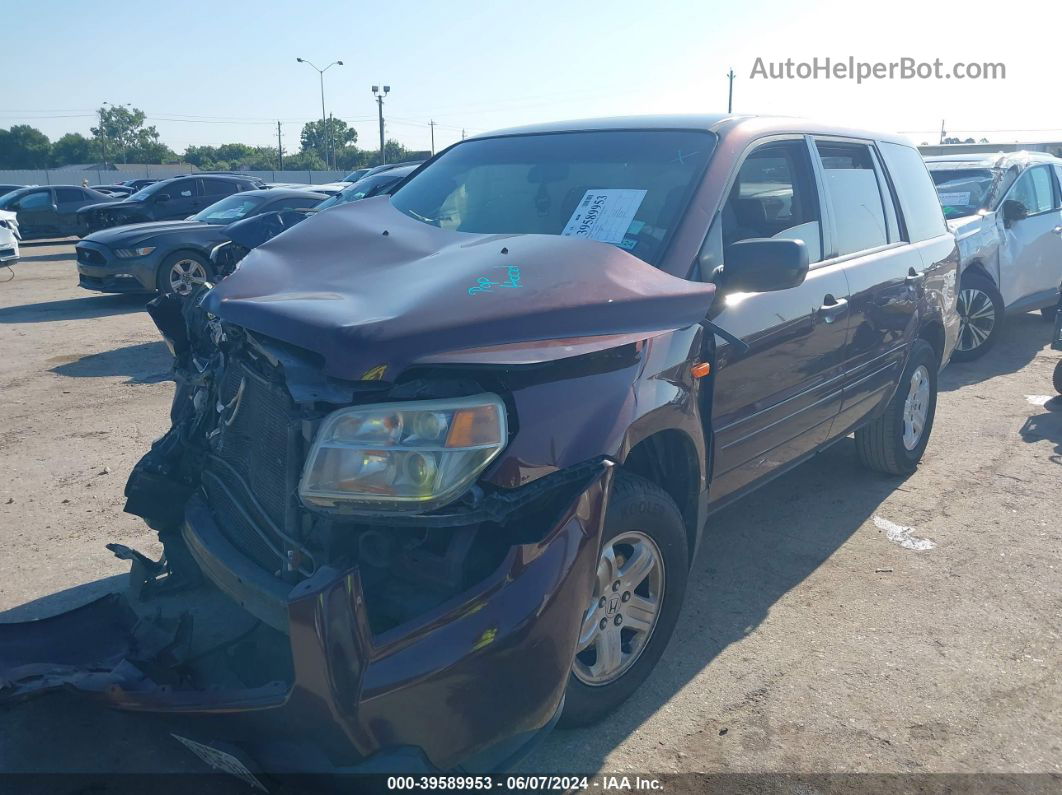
937,191,971,206
561,189,647,245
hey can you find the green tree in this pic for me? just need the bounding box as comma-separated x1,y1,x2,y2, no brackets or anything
0,125,51,168
91,105,171,164
361,139,430,168
284,150,328,171
50,132,92,166
300,118,357,165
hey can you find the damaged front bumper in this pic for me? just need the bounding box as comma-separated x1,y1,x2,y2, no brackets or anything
0,464,611,774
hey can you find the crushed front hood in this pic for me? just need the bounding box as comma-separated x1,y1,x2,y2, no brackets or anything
203,197,716,379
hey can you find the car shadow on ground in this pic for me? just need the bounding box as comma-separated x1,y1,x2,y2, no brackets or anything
940,312,1055,392
49,340,172,384
1019,396,1062,462
9,250,74,263
0,294,148,323
523,437,913,772
0,575,127,623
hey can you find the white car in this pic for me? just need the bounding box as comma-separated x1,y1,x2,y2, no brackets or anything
0,209,20,265
926,152,1062,360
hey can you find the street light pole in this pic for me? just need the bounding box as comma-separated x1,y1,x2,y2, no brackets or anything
372,85,390,164
297,57,344,169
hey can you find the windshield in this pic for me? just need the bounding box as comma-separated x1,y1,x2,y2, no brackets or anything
128,182,167,201
929,167,1001,219
191,193,267,224
389,130,715,265
0,191,22,209
316,173,405,211
343,168,370,182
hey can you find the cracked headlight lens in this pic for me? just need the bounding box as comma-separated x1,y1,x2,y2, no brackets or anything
299,394,507,512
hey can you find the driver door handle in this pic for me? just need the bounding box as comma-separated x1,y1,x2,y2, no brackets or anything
818,295,848,324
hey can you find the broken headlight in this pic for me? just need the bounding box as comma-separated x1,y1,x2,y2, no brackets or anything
299,394,507,512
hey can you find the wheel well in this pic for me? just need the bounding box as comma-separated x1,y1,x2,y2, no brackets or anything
622,430,700,560
918,320,945,366
165,247,210,263
962,260,994,286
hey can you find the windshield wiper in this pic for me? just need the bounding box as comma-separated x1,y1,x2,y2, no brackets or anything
405,208,440,227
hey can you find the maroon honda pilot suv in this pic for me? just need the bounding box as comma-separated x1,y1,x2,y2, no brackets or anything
1,115,958,776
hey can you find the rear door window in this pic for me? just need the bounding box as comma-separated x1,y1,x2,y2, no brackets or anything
877,142,948,242
815,141,889,256
55,188,85,203
200,178,239,198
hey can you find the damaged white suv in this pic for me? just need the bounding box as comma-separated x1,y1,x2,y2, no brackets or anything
0,208,19,266
926,152,1062,359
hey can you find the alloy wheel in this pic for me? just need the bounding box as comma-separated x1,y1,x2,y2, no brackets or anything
956,287,996,352
168,258,208,296
902,364,931,451
573,530,665,686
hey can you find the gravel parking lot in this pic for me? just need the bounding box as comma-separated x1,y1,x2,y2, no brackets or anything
1,241,1060,784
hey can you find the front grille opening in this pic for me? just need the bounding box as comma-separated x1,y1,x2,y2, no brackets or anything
76,246,105,266
204,355,313,580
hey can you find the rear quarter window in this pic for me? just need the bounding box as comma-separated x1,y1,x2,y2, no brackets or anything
877,142,948,242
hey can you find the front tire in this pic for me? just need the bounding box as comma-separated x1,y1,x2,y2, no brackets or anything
952,273,1003,361
1054,360,1062,395
157,252,212,296
560,471,688,728
855,339,938,476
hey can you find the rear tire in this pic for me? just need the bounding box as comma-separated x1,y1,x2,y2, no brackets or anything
560,471,688,728
855,339,938,476
1054,360,1062,395
951,273,1003,361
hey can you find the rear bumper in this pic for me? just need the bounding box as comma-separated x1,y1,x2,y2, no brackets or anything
76,240,157,293
2,467,611,773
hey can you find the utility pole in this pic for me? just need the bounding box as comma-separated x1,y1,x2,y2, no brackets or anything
372,85,390,163
329,112,337,171
727,68,735,113
276,121,283,170
461,128,466,140
429,120,436,155
97,106,109,169
939,119,946,145
296,58,343,168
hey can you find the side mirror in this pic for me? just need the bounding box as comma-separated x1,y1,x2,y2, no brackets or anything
155,193,171,203
1001,199,1027,227
722,238,809,293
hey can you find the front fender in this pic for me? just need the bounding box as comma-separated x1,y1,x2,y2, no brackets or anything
482,325,706,493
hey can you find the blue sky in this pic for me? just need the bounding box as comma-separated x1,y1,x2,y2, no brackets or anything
4,0,1058,156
